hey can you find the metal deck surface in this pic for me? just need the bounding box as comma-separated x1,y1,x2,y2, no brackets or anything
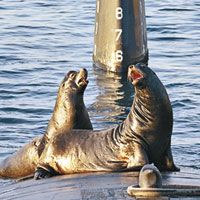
0,171,200,200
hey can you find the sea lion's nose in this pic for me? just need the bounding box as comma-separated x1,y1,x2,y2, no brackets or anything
79,68,88,77
129,65,136,70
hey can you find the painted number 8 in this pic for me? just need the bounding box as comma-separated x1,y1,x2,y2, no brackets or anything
116,7,123,20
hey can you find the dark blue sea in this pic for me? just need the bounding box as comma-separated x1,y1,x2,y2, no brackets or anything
0,0,199,186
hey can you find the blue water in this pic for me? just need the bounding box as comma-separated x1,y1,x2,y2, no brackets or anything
0,0,200,186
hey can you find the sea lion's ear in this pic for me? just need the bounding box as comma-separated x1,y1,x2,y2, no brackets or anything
65,71,76,79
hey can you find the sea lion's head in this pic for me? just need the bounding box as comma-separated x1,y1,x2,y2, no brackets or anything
61,68,89,94
128,63,154,88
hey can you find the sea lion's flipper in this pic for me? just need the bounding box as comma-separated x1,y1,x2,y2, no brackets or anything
127,143,149,169
34,168,52,180
0,136,41,179
155,143,179,172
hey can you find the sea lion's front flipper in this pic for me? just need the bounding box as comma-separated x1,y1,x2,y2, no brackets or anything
127,143,149,169
34,168,50,180
155,142,180,172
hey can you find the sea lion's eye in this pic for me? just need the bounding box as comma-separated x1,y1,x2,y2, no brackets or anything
69,73,75,79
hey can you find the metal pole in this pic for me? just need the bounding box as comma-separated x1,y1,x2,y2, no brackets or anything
93,0,148,73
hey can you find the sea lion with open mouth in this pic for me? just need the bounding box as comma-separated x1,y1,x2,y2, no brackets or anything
0,68,92,179
34,63,179,179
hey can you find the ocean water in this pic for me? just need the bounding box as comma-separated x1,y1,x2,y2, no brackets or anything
0,0,199,186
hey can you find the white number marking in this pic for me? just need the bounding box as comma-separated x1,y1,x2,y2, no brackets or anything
115,29,122,41
97,0,100,13
116,7,123,20
94,44,96,56
116,50,123,62
95,22,98,35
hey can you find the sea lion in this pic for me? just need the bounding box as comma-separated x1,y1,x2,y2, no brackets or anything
139,164,162,188
37,68,93,155
34,63,179,179
0,68,92,179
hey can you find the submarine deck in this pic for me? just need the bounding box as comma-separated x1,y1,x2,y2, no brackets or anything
0,170,200,200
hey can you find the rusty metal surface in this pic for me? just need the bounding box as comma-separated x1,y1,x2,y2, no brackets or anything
0,171,200,200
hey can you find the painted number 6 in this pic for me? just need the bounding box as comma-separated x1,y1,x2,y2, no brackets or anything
116,50,123,62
